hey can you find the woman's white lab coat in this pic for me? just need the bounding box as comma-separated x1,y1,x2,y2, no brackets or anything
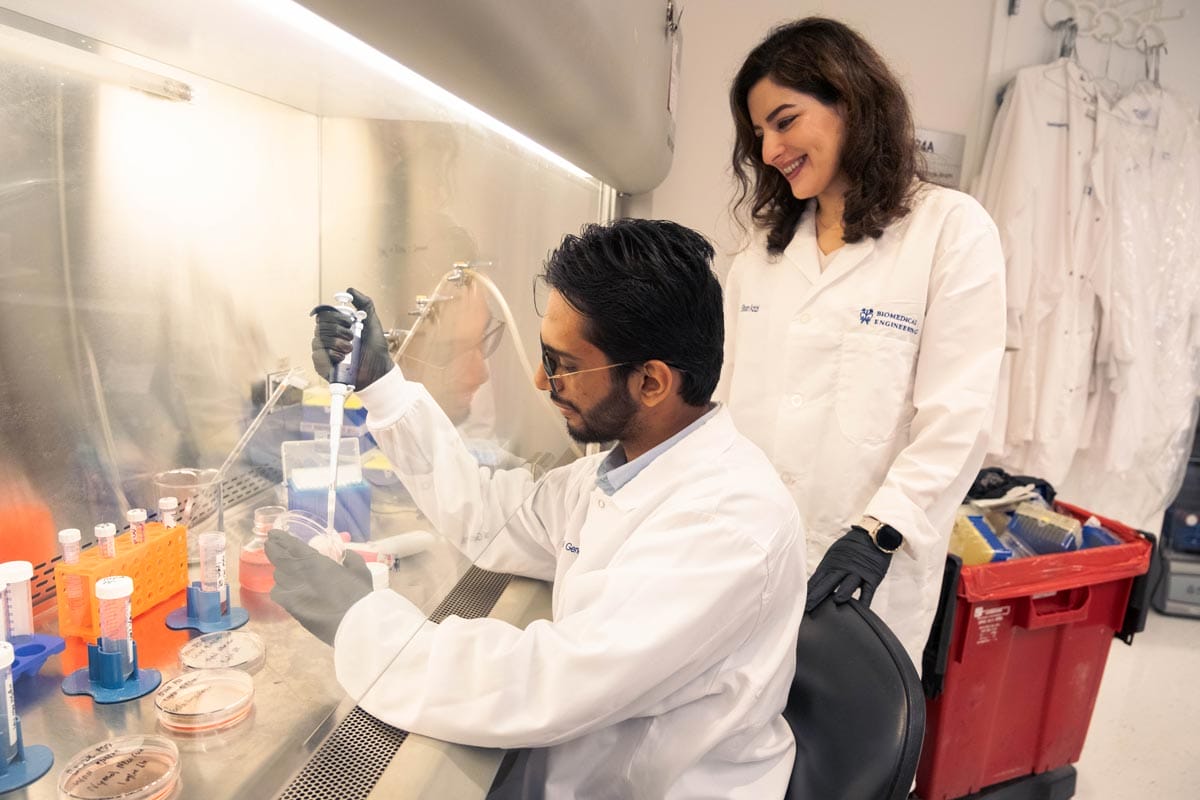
339,370,807,800
716,183,1005,666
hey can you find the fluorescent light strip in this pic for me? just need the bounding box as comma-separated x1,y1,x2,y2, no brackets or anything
256,0,595,182
0,22,191,102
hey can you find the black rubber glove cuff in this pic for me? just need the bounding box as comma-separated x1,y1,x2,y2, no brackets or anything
805,526,894,612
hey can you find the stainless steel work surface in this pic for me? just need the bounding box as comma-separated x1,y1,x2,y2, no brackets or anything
8,487,510,799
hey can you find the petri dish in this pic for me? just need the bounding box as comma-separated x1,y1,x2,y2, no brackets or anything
58,734,181,800
177,631,265,673
154,669,255,734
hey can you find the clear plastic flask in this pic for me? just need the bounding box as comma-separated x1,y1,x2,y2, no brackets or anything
239,506,284,593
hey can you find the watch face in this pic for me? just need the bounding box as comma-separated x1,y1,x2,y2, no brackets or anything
877,524,903,551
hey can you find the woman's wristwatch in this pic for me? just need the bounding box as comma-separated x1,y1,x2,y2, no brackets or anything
856,515,904,554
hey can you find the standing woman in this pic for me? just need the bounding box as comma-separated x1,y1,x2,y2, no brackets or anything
717,17,1005,666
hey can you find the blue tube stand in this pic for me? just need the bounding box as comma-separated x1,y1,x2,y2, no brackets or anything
165,582,249,633
9,634,65,682
61,640,161,704
0,717,54,793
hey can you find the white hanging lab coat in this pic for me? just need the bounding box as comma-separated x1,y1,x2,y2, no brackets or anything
338,370,806,800
1060,87,1200,527
716,183,1005,667
974,59,1099,473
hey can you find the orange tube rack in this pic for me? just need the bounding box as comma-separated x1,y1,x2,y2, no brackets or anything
54,522,188,639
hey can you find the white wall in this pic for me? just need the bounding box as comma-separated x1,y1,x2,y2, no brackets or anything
632,0,1200,277
626,0,998,275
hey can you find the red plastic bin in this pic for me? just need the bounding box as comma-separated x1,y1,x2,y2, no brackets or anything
915,502,1152,800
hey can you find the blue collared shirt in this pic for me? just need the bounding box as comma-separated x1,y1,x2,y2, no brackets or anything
595,404,721,496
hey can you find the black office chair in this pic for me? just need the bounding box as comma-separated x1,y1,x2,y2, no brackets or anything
784,597,925,800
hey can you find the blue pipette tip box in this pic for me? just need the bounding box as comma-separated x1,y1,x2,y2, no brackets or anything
166,583,250,633
9,634,65,682
0,720,54,793
61,641,161,703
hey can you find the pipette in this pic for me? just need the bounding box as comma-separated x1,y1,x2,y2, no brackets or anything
310,292,366,542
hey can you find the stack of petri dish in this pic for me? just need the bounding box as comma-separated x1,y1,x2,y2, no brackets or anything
177,631,265,674
58,735,181,799
154,669,255,735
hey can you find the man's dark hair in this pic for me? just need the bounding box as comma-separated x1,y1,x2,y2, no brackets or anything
542,218,722,406
730,17,923,253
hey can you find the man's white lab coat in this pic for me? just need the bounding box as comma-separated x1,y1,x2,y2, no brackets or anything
336,370,807,800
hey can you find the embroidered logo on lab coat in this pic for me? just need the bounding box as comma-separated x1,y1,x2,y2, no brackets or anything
564,541,580,554
859,307,920,336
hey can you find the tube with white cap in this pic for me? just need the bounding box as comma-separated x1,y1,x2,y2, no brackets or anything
159,496,179,528
0,641,16,762
95,522,117,559
199,532,229,615
0,562,34,638
95,576,135,680
58,529,85,621
127,508,148,545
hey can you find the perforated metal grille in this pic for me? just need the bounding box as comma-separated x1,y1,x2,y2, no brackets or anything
277,707,408,800
430,566,513,623
278,566,513,798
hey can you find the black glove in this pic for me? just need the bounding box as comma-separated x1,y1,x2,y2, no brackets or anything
266,530,373,646
310,287,394,390
805,527,893,612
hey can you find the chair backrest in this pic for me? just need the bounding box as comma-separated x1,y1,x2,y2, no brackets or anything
784,598,925,800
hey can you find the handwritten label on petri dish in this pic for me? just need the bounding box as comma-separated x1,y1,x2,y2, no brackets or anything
179,632,261,670
68,745,176,798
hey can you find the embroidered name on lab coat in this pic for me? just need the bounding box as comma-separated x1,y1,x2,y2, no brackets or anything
740,304,760,313
564,541,580,554
859,308,920,336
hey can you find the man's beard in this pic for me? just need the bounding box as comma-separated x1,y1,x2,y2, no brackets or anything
552,378,639,445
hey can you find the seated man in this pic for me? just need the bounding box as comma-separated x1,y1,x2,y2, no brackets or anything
270,218,806,799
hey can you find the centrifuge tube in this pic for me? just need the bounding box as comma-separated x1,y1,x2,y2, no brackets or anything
0,583,7,643
126,508,148,545
58,528,81,563
0,562,34,638
158,496,178,528
0,641,17,762
95,576,135,680
94,523,117,559
58,529,85,622
199,532,227,594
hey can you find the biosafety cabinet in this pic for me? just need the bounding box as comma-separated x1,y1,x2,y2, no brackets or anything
0,1,673,797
